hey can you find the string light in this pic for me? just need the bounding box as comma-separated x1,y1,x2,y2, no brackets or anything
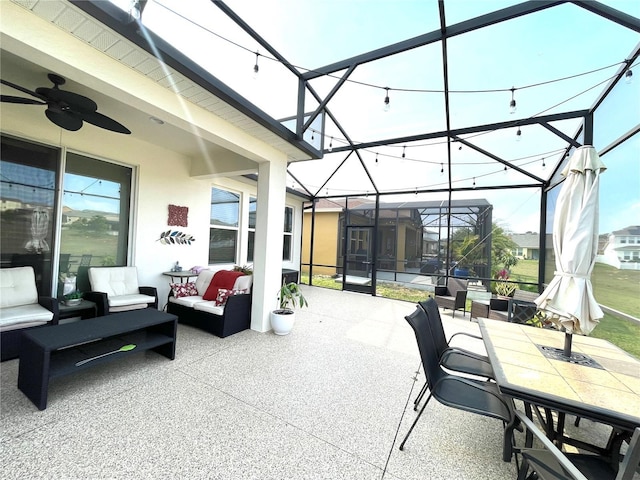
440,163,444,175
383,88,390,112
375,153,379,163
402,146,406,158
253,51,259,79
510,87,517,114
154,3,627,99
472,177,476,189
504,165,508,174
328,137,333,152
516,127,522,142
625,69,633,84
541,157,546,169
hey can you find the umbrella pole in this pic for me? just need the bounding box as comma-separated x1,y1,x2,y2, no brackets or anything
563,332,572,357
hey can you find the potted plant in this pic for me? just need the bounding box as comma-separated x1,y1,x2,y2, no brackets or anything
63,291,83,306
493,269,516,298
270,281,308,335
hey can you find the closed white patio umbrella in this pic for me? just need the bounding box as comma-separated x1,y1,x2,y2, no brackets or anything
535,145,605,355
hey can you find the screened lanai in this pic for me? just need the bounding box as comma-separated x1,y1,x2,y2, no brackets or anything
2,1,639,322
67,0,640,318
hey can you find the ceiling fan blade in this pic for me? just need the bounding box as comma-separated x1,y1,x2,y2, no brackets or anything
45,108,83,131
0,79,46,101
36,87,98,113
82,111,131,134
1,95,46,105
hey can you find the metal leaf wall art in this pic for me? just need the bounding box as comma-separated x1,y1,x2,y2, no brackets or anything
157,230,195,245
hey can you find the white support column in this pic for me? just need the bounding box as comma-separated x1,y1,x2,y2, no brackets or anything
251,157,288,332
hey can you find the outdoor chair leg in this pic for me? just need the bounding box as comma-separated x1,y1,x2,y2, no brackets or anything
414,382,428,411
400,392,433,451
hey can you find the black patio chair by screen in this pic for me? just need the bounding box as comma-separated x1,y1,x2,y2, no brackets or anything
399,303,516,458
515,410,640,480
412,299,494,410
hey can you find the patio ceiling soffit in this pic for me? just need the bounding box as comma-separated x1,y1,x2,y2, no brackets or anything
68,0,322,162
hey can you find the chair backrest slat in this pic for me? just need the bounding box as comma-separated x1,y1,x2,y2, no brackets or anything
405,303,446,389
418,299,449,358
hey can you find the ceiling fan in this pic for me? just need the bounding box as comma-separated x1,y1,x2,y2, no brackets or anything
1,73,131,134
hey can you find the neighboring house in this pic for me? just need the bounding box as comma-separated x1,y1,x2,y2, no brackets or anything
599,226,640,270
510,233,540,260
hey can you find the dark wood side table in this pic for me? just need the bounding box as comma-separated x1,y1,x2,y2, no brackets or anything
58,299,97,320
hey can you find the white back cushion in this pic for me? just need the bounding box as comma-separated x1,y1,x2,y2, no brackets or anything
233,274,253,292
0,267,38,309
195,270,215,296
89,267,140,296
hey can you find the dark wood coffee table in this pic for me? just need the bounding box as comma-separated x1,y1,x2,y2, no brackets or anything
18,308,178,410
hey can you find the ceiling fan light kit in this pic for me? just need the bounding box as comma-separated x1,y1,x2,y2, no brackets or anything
0,73,131,134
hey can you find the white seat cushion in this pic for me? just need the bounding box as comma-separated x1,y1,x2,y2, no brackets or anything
89,267,141,296
108,294,156,308
0,267,38,309
192,301,225,316
109,303,148,313
169,295,206,308
0,303,54,329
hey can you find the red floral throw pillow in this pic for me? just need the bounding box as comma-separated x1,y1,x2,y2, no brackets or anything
171,282,198,298
214,288,248,306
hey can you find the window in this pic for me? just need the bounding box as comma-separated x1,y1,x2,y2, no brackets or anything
209,187,240,264
60,153,132,273
1,137,58,295
246,202,294,262
247,196,257,262
620,237,627,244
283,206,293,261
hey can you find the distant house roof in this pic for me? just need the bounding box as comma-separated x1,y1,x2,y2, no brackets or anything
612,225,640,236
510,233,539,248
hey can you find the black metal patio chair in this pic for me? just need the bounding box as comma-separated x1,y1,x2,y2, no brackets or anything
515,410,640,480
411,299,495,409
399,302,516,457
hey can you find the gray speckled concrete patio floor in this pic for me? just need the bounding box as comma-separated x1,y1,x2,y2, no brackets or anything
1,286,522,479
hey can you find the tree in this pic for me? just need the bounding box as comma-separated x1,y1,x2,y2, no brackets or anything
490,224,518,274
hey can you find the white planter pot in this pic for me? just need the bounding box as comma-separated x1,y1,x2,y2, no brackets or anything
271,310,295,335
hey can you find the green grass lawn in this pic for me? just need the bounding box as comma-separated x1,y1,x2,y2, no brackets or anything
60,229,119,266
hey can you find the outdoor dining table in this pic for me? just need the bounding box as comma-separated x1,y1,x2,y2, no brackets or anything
477,317,640,462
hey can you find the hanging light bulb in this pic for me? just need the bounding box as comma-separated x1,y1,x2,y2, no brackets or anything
375,153,379,164
504,165,508,174
509,87,517,114
472,177,476,189
383,87,390,112
311,130,315,141
516,127,522,142
402,146,406,158
328,137,333,152
541,157,546,169
253,52,260,79
415,187,418,195
458,144,462,151
625,69,633,84
440,163,444,175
